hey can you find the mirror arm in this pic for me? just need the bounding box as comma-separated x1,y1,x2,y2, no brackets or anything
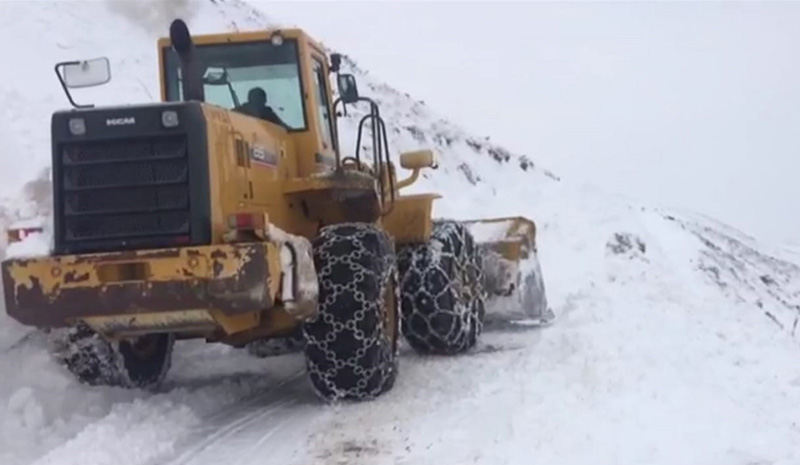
395,168,421,190
54,61,94,109
333,95,348,117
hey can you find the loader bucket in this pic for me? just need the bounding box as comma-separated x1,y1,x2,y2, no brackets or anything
462,216,554,326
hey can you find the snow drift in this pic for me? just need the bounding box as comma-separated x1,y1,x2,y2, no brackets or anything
0,1,799,464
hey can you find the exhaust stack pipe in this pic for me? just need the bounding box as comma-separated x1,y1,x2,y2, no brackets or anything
169,19,205,102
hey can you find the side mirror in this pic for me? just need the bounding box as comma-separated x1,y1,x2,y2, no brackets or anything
61,57,111,88
400,150,437,170
54,57,112,109
202,66,228,85
337,73,359,104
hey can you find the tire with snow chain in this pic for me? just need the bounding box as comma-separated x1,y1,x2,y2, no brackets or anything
47,323,174,390
397,220,487,355
302,223,400,402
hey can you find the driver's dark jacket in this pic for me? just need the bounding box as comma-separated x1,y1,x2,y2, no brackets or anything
234,103,290,129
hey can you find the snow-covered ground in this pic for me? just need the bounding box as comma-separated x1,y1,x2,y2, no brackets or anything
1,1,799,464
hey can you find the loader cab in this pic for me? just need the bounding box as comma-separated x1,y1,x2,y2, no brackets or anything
157,20,403,218
157,27,340,177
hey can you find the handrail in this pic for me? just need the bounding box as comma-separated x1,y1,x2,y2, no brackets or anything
333,96,396,216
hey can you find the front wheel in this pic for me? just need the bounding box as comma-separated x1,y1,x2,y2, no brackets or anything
397,220,487,355
302,223,399,402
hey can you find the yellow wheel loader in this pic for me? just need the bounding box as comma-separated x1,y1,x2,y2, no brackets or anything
1,19,552,401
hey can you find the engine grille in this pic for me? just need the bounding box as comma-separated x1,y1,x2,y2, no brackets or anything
58,135,191,252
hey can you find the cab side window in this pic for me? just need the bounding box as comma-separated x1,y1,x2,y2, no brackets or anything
312,58,334,151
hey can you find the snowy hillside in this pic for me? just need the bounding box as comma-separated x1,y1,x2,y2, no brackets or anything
1,1,799,465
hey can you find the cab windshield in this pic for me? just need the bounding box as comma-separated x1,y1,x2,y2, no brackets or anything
162,39,306,131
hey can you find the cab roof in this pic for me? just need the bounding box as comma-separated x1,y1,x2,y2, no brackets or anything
156,28,328,56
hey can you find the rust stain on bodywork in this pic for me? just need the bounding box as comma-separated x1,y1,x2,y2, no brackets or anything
1,243,274,329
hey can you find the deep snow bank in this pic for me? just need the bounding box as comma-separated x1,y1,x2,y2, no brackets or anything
0,1,798,464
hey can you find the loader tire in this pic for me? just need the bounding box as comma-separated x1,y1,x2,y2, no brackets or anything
397,220,486,355
302,223,400,402
48,323,174,390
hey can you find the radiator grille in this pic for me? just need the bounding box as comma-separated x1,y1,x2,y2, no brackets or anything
58,135,191,250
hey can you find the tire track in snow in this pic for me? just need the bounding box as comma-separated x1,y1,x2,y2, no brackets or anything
155,324,548,465
302,325,550,465
149,370,327,465
149,371,300,465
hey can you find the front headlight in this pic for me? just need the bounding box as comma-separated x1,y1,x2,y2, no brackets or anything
161,110,179,128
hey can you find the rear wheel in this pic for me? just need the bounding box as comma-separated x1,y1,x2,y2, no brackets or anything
47,323,174,389
397,220,486,355
302,223,399,402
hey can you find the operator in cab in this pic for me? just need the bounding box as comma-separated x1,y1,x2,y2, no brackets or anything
235,87,290,130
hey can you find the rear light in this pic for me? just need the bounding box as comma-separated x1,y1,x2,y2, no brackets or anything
229,213,253,230
7,226,44,244
173,235,191,245
227,212,268,232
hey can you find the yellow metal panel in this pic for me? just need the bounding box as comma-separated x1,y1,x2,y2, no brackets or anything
461,216,539,261
208,309,260,335
83,310,216,336
382,194,439,244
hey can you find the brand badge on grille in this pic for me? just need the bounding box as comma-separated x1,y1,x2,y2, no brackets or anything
106,117,136,126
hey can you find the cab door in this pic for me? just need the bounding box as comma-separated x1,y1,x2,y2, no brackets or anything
309,54,337,171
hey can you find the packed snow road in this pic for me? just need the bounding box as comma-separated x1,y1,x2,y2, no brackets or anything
112,328,522,465
141,323,543,465
148,370,316,465
3,320,544,465
10,263,800,465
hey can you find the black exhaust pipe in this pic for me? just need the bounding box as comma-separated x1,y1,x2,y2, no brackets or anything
169,19,205,102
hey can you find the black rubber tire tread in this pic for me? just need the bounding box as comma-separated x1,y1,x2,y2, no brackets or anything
397,220,487,355
49,322,174,389
302,222,399,402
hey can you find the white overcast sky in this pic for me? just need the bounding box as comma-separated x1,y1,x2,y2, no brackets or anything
254,0,800,245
